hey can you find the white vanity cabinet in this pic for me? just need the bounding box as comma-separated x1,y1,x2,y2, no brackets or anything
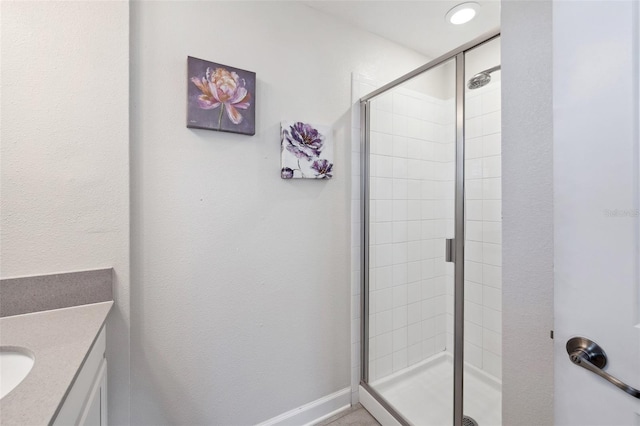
53,327,107,426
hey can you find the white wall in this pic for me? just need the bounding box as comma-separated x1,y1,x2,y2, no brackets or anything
129,2,427,424
0,1,130,424
501,0,554,424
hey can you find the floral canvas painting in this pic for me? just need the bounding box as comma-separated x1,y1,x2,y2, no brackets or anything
281,121,333,179
187,56,256,135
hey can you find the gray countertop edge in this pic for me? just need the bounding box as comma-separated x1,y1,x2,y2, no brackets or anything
0,301,114,426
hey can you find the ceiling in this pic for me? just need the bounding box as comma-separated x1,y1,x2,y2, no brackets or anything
303,1,501,59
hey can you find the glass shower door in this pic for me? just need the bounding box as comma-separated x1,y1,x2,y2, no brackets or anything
362,58,457,426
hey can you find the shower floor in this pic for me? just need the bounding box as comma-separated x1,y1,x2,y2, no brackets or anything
370,352,501,426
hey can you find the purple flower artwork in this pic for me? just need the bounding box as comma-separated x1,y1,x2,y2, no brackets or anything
281,121,333,179
187,56,256,135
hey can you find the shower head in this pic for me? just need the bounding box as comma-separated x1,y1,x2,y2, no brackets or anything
467,65,501,90
467,73,492,90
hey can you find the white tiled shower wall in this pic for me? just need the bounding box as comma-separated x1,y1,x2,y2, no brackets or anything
351,74,456,388
367,89,455,383
462,81,502,379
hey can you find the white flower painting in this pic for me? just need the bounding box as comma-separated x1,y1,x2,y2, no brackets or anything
280,121,333,179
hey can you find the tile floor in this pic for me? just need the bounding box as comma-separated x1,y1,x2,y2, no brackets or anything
316,404,380,426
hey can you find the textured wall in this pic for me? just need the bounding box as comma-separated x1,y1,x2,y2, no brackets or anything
129,2,426,424
501,0,554,424
0,2,130,424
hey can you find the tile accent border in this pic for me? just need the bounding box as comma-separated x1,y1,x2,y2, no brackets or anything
0,268,113,317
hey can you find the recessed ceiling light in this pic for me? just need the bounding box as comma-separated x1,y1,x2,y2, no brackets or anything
446,2,480,25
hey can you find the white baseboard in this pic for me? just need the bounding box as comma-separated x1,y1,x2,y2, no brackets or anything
256,387,351,426
358,385,401,426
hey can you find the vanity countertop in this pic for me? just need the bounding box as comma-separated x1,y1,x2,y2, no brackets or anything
0,301,113,425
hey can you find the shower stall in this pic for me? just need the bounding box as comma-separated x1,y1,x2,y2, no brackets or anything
358,32,502,426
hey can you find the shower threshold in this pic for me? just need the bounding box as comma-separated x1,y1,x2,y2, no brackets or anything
369,352,502,426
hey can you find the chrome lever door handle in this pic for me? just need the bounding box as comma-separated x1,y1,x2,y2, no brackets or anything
566,337,640,399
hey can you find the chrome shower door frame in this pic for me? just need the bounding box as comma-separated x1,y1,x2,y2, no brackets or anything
359,30,500,426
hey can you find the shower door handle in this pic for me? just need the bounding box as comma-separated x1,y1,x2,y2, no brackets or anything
566,337,640,399
445,238,455,263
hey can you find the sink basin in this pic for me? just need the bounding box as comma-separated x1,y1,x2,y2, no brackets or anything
0,348,35,399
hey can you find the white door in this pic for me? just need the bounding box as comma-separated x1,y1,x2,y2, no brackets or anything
554,1,640,425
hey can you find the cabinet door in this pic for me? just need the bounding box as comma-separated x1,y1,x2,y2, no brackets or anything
54,327,107,426
79,360,107,426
